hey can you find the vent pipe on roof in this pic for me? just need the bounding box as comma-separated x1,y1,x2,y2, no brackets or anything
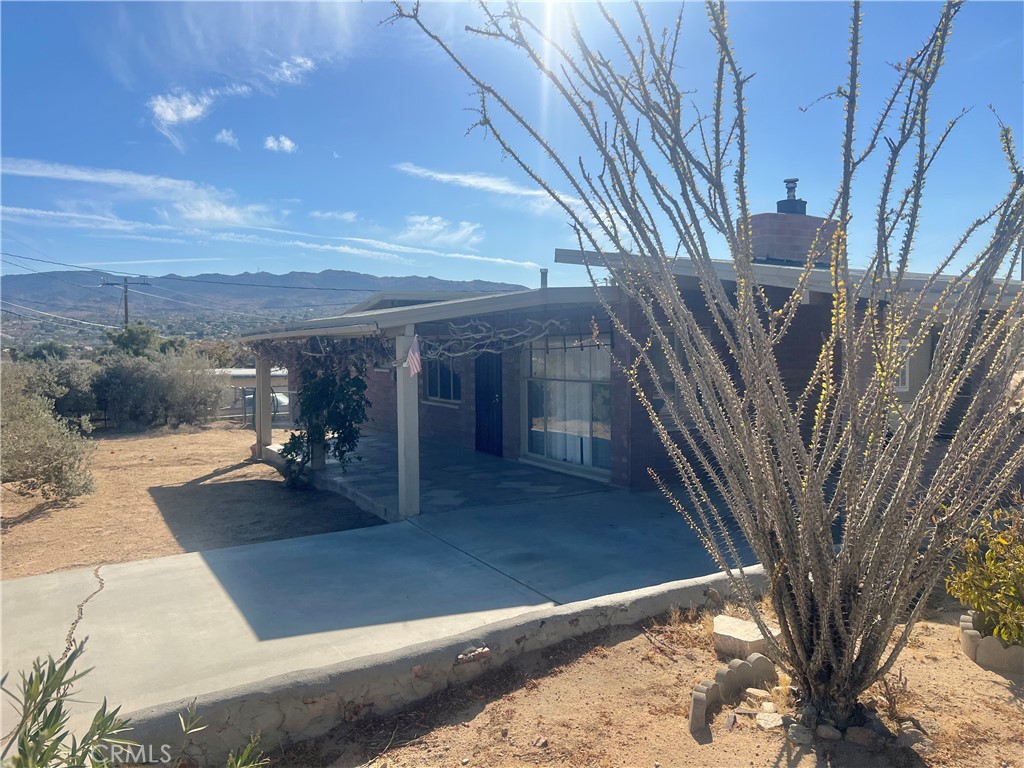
540,268,549,289
777,177,807,215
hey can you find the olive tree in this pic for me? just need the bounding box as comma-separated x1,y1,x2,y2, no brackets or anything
395,0,1024,724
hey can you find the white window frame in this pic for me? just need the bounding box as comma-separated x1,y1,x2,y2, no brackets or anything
895,342,911,392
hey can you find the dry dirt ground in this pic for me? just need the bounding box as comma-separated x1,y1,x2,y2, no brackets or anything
276,597,1023,768
1,422,382,579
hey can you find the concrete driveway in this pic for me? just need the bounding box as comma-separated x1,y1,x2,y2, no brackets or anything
2,489,727,734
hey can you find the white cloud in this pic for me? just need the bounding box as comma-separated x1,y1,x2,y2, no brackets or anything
394,161,583,215
148,85,251,151
342,235,541,270
310,210,358,223
82,257,225,266
1,206,177,233
2,158,274,229
396,214,484,250
214,128,240,149
264,135,297,153
270,55,316,84
212,231,413,265
170,200,273,227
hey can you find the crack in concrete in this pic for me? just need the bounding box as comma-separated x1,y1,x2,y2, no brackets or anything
58,565,106,663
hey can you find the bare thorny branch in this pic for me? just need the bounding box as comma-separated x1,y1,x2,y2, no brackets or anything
394,0,1024,723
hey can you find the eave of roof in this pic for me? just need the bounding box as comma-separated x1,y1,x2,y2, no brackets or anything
554,248,1023,307
240,286,619,342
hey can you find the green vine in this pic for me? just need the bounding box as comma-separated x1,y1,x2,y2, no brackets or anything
277,337,371,487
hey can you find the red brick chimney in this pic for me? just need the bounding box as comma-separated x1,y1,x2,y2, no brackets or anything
750,178,836,267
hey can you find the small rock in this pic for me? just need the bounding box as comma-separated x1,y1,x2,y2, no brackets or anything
756,712,784,730
760,702,777,713
845,725,880,748
500,727,508,739
916,717,941,735
897,727,926,747
816,724,842,741
798,704,818,729
726,712,737,731
787,723,814,745
534,737,548,749
461,760,469,766
745,687,772,702
911,738,936,756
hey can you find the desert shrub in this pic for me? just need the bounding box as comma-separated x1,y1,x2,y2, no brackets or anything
105,322,159,358
20,357,98,426
947,502,1024,645
0,364,94,500
92,351,225,429
92,353,167,428
159,350,226,426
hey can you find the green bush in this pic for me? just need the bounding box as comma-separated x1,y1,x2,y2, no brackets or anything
1,364,94,500
21,357,98,426
92,351,224,429
92,353,167,428
947,501,1024,646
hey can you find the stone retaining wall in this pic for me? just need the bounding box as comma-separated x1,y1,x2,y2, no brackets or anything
125,567,765,766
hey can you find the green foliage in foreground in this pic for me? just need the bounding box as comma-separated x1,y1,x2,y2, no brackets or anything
1,364,94,500
1,644,270,768
281,338,369,486
947,498,1024,646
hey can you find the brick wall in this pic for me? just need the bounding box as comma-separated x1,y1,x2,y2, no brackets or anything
750,212,837,266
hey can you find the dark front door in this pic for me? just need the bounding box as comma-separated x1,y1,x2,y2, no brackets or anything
475,353,503,456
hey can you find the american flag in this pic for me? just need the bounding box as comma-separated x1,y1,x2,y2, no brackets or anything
406,335,422,377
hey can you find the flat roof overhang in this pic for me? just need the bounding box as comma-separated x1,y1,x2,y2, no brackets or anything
239,285,621,342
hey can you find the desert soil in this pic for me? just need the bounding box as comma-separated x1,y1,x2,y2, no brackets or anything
1,422,382,579
277,597,1023,768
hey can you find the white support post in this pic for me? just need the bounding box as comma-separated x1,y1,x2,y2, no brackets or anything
254,355,273,460
395,325,420,518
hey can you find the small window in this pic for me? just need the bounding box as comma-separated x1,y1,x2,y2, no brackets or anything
896,343,911,392
426,359,462,402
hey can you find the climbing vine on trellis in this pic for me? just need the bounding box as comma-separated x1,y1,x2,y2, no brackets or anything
247,337,375,485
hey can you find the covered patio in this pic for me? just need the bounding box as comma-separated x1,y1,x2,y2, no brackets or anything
241,286,619,520
301,428,612,521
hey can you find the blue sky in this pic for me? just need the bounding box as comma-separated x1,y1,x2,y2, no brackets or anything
1,1,1021,288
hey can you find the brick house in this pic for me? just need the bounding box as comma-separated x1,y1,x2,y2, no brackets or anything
242,184,1014,517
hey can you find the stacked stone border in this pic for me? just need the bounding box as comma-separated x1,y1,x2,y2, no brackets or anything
124,566,766,767
958,611,1024,676
688,652,778,734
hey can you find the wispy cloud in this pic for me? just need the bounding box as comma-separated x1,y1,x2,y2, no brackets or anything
149,85,251,151
82,257,225,266
310,209,358,223
2,158,274,228
342,236,540,270
264,135,297,153
214,128,240,149
213,231,413,265
397,215,484,250
1,206,177,233
394,161,583,215
269,55,316,84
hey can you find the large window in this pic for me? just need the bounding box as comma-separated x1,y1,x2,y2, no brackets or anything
426,359,462,402
526,336,611,472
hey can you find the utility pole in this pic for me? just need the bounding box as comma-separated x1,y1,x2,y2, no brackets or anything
102,275,150,328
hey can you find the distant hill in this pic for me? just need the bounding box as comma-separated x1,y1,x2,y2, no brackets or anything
0,269,527,348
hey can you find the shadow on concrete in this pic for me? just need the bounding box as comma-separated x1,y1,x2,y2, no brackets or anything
149,462,383,553
193,522,551,640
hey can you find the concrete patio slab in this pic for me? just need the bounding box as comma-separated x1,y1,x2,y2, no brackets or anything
1,523,551,735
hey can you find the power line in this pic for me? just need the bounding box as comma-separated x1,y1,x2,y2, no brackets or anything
0,301,120,329
125,288,279,320
1,308,111,336
0,249,129,277
1,256,112,295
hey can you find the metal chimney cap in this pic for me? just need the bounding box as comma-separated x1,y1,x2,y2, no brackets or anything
783,178,799,200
